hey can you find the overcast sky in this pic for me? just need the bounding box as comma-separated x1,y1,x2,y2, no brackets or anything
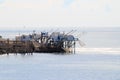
0,0,120,30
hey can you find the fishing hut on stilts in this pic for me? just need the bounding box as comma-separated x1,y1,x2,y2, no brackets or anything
0,30,85,55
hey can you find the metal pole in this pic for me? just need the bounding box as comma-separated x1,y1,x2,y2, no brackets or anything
74,40,76,54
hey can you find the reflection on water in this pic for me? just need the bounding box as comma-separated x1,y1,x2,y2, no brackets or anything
0,53,120,80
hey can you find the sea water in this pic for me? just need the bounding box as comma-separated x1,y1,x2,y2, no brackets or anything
0,31,120,80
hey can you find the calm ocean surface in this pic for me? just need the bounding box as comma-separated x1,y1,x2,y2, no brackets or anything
0,31,120,80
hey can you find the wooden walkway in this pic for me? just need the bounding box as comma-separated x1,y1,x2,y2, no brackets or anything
0,39,34,55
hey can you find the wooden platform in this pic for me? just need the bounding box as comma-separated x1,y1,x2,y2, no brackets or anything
0,39,34,54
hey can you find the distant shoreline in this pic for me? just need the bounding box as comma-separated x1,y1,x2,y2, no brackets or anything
0,26,120,32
